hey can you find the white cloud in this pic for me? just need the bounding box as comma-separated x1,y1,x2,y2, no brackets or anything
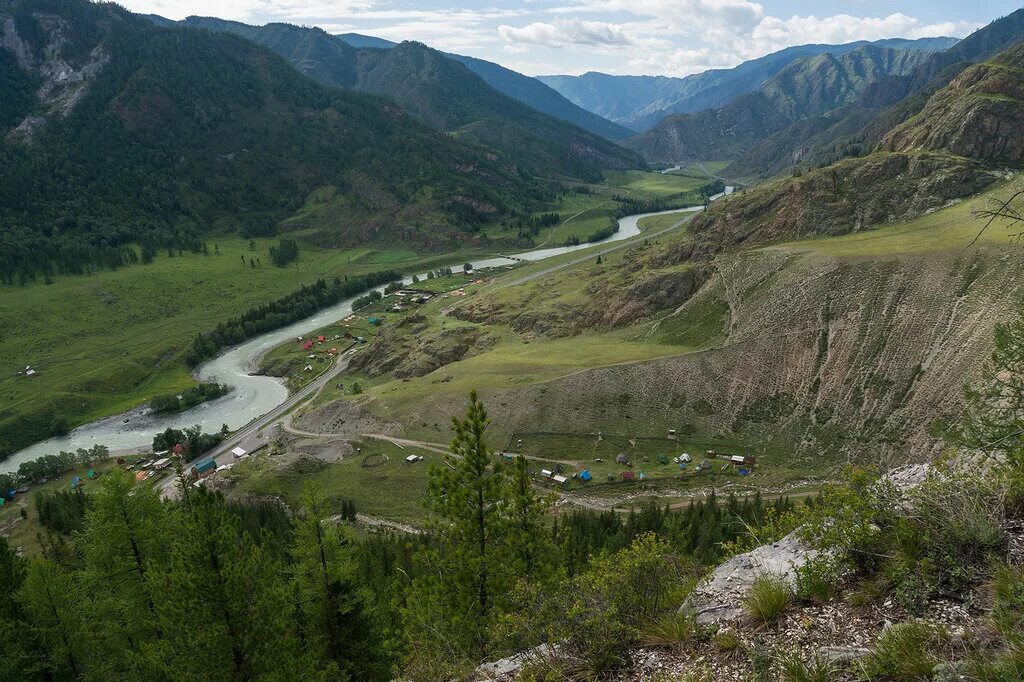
745,13,977,58
117,0,988,77
499,18,635,47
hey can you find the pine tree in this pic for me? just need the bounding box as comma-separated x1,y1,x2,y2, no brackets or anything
290,484,387,679
408,391,510,664
506,455,553,581
152,489,307,680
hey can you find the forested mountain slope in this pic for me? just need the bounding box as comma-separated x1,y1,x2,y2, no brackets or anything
728,8,1024,179
0,0,537,284
174,17,640,179
688,41,1024,249
444,52,633,141
539,38,956,132
627,45,934,163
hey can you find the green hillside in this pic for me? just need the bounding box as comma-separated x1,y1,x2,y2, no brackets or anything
690,40,1024,248
177,18,642,180
628,45,936,163
0,0,537,285
727,8,1024,179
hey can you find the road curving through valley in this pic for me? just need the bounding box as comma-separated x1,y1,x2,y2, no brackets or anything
3,189,732,473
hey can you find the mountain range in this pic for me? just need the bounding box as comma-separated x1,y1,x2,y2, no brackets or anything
148,15,632,143
625,44,938,163
725,7,1024,179
0,0,547,284
158,17,640,181
688,39,1024,251
538,37,958,132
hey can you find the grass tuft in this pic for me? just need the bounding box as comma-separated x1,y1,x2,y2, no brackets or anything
776,649,838,682
745,573,792,624
859,620,949,680
640,611,697,648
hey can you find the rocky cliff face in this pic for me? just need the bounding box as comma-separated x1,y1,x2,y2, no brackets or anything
1,12,109,142
882,45,1024,163
689,42,1024,250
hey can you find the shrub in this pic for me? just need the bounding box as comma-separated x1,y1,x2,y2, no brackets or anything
744,574,791,624
884,556,939,615
859,620,949,680
794,555,843,603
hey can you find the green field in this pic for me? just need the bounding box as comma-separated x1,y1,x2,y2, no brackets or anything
0,236,493,455
230,439,439,524
602,170,713,200
638,212,693,232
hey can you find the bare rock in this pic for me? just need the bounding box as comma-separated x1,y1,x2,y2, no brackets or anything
818,645,871,665
680,529,829,624
472,644,557,681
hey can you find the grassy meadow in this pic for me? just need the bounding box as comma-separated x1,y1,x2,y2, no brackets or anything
0,169,720,457
229,439,439,524
0,237,487,454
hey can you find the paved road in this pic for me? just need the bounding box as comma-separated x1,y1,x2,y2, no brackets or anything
158,356,352,497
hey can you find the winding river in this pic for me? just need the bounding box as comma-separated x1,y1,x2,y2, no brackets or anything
3,194,731,473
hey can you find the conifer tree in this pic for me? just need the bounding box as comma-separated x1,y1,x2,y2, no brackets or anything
409,391,510,665
506,455,553,581
17,560,85,678
290,484,387,679
152,489,307,680
78,468,168,676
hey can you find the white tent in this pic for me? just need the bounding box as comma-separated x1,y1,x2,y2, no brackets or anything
231,447,247,459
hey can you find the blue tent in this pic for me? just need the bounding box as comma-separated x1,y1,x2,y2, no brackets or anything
6,489,15,500
71,476,81,488
580,470,592,482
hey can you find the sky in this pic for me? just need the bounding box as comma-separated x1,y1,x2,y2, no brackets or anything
119,0,1024,77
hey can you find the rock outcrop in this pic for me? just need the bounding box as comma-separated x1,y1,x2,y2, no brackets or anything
1,13,109,143
679,530,828,624
882,44,1024,163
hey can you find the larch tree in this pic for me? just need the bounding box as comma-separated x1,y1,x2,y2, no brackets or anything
151,489,308,681
78,468,169,678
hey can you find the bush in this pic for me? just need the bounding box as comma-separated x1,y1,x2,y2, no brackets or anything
794,555,843,603
744,574,791,624
859,620,949,680
498,533,694,679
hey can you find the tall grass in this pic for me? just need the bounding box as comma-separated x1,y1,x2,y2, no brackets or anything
744,574,792,624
